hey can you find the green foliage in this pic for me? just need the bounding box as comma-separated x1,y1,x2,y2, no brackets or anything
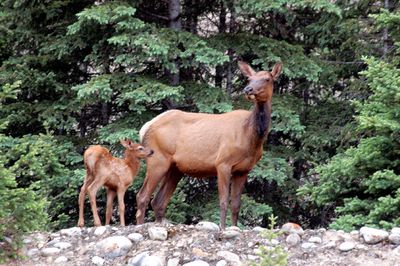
250,215,288,266
0,157,47,262
302,54,400,230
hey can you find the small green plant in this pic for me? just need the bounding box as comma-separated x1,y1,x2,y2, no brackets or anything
251,215,288,266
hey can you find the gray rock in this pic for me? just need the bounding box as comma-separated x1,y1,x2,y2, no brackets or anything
286,233,301,246
148,227,168,241
167,258,180,266
91,256,105,266
54,256,68,263
26,248,40,257
60,227,81,237
217,250,240,263
182,260,210,266
322,241,337,249
393,245,400,256
216,260,228,266
93,226,107,236
281,223,304,236
53,242,72,250
308,236,322,244
41,247,61,257
96,236,132,258
339,242,355,252
389,233,400,245
221,230,241,239
128,233,144,242
195,221,220,232
301,242,317,249
46,238,61,246
360,226,389,244
128,252,148,266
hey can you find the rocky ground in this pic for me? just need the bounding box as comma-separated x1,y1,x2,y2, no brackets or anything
8,221,400,266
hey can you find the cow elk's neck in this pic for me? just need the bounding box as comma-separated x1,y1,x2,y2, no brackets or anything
249,100,271,141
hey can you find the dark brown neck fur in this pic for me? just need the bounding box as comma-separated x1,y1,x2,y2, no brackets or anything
249,101,271,141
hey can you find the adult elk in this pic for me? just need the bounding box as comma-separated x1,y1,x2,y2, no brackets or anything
137,62,282,229
78,140,153,227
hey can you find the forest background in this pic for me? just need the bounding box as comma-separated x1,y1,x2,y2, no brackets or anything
1,0,400,259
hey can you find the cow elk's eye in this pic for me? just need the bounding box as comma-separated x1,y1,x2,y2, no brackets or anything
264,78,271,82
138,147,144,151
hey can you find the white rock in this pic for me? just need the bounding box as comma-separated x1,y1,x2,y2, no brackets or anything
128,252,148,266
253,226,266,232
141,256,163,266
60,227,81,237
339,242,355,252
221,230,241,239
226,226,241,231
286,233,301,246
23,238,32,244
217,250,241,263
281,223,304,236
195,221,220,231
182,260,210,266
271,239,280,245
96,236,132,258
308,236,322,244
92,256,105,266
53,242,72,250
50,233,60,238
148,227,168,241
355,244,368,250
391,227,400,235
301,242,316,249
350,230,359,236
247,255,259,261
168,258,180,266
216,260,228,266
128,233,144,242
360,226,389,244
389,233,400,245
41,247,61,257
54,256,68,263
94,226,107,236
26,248,40,257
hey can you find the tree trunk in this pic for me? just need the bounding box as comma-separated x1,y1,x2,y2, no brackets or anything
383,0,390,57
226,0,236,95
215,1,226,88
168,0,182,86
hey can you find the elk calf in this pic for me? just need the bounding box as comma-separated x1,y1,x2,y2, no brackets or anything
78,140,153,227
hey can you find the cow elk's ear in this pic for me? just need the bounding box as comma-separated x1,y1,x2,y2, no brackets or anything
271,62,282,81
238,61,256,78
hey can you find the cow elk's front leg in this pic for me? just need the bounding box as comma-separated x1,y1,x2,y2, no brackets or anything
217,164,232,230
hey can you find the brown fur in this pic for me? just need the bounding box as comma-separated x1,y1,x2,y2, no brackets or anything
77,140,153,227
136,62,282,229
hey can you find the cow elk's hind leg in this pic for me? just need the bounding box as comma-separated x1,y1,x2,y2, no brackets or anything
117,187,128,226
217,164,232,230
151,168,182,222
230,173,248,226
136,161,170,224
87,178,105,226
105,189,116,225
